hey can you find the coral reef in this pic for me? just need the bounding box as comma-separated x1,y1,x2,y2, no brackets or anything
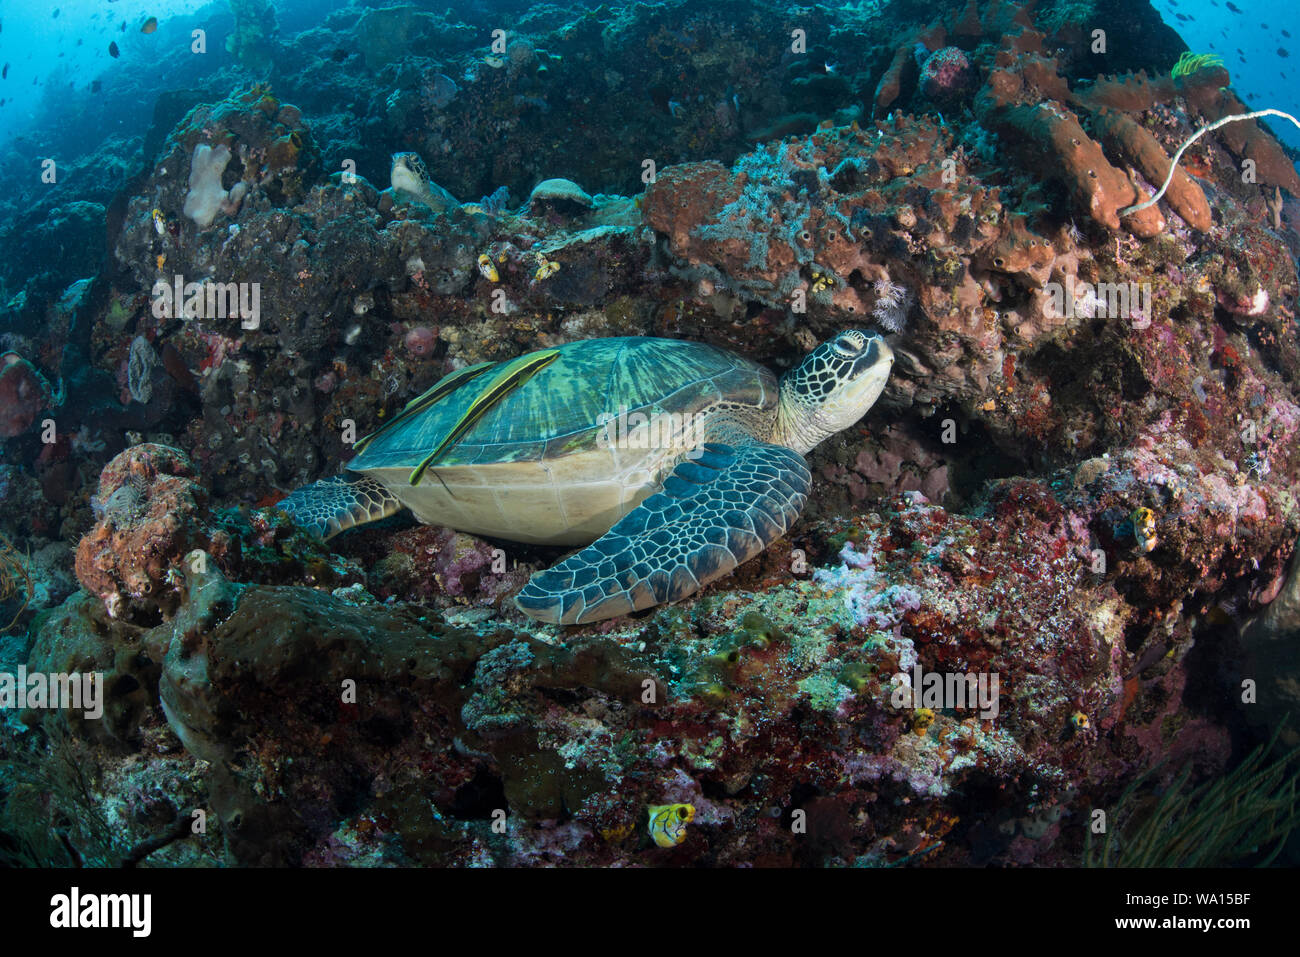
0,353,57,439
1,0,1298,869
73,444,229,619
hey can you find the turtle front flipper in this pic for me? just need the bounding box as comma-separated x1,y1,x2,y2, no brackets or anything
515,442,812,625
278,474,402,540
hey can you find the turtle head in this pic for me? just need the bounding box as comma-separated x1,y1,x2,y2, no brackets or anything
390,152,429,193
774,330,894,454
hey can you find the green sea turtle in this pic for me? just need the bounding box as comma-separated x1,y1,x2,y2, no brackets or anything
390,152,458,211
280,332,893,624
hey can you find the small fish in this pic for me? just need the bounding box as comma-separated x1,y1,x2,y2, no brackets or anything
141,16,158,34
2,64,7,80
1280,48,1291,59
53,8,59,18
1131,507,1158,553
109,41,120,58
667,99,683,117
1226,1,1241,11
648,803,695,848
824,61,838,75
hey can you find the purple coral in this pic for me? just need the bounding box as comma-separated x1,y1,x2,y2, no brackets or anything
920,47,975,104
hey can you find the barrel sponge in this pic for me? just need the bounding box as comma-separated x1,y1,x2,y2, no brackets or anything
182,143,232,228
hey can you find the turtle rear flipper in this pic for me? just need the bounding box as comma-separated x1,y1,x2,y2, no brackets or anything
278,474,402,539
515,443,812,625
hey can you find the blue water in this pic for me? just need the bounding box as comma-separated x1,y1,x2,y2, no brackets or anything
1151,0,1300,148
0,1,1296,151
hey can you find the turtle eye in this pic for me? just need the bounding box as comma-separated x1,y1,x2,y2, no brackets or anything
833,335,861,355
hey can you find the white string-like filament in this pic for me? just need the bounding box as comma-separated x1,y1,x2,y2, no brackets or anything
1119,108,1300,218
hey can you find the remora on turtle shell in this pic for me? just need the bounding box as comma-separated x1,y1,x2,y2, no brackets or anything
279,332,893,624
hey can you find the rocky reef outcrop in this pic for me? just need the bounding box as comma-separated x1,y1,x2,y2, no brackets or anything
2,0,1299,868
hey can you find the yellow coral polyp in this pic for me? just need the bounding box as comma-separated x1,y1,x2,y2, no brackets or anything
476,254,499,283
534,258,561,281
809,267,836,293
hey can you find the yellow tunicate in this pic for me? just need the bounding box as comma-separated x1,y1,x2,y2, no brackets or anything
1131,507,1157,553
912,707,936,734
647,803,695,848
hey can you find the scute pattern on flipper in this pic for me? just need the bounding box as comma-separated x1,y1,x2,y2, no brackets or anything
279,474,402,539
514,442,812,624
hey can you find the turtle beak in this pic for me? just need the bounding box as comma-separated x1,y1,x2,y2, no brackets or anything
855,335,893,377
869,336,894,368
844,337,893,414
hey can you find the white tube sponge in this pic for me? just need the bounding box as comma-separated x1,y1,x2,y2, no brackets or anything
182,143,233,228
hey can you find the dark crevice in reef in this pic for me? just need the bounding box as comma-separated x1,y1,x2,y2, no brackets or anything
449,768,509,821
917,406,1029,510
